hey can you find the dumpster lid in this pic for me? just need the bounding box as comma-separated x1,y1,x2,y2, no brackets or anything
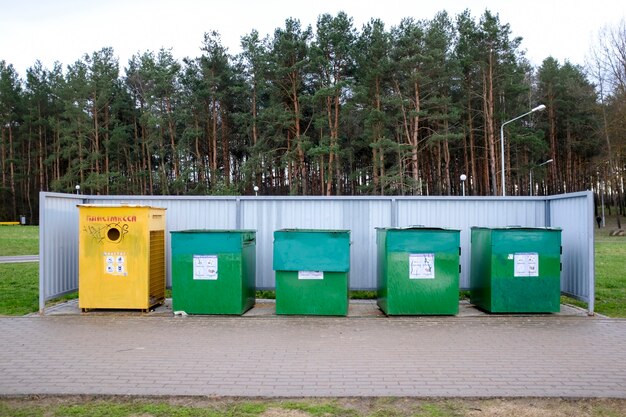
377,225,460,231
171,229,255,234
77,204,166,209
471,226,561,231
276,228,350,233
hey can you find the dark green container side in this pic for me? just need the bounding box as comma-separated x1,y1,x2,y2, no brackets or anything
470,227,562,313
377,227,460,315
273,229,350,316
171,230,256,315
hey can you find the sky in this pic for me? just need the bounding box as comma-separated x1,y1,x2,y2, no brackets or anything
1,0,625,77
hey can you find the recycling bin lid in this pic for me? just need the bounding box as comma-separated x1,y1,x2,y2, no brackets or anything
471,226,561,231
276,228,350,233
376,225,460,231
77,204,166,209
171,229,256,233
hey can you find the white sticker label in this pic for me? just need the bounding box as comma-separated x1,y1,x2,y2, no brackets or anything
409,253,435,279
103,252,127,276
193,255,218,280
514,252,539,277
298,271,324,280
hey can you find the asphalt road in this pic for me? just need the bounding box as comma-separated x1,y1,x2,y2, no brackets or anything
0,255,39,263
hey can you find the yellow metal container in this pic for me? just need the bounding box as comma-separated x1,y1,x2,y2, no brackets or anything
78,205,166,311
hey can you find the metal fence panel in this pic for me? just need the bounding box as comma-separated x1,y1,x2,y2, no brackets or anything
240,198,392,289
38,192,83,312
39,192,595,313
547,192,595,311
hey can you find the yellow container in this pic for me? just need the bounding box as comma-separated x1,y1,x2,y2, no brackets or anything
78,205,166,311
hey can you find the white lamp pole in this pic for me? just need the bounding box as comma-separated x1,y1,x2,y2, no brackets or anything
529,159,553,196
460,174,467,196
500,104,546,196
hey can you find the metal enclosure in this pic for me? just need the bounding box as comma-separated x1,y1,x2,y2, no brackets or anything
39,191,595,314
470,227,562,313
273,229,350,316
78,205,166,311
377,227,460,315
170,230,256,315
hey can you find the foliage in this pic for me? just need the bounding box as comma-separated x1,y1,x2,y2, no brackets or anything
1,10,614,223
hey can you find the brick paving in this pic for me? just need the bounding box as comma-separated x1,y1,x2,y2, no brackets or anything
1,310,625,397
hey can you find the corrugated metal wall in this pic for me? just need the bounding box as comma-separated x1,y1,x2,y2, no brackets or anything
39,191,595,313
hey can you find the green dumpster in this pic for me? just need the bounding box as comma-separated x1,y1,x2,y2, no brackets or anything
377,227,460,315
470,227,562,313
170,230,256,315
273,229,350,316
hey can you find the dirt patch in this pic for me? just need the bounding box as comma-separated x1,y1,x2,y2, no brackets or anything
465,398,626,417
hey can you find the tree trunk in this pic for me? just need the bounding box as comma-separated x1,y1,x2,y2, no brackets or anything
38,106,46,193
104,106,110,194
194,116,204,187
443,118,451,195
93,94,100,177
211,96,218,175
548,99,558,193
483,54,498,196
222,109,230,186
467,94,477,196
165,97,178,185
8,126,16,219
411,80,420,191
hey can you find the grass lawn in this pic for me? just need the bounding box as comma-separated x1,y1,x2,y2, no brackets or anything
0,263,38,315
593,239,626,317
1,397,625,417
0,225,39,256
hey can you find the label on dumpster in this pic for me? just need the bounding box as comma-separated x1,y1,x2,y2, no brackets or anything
514,252,539,277
104,252,127,276
298,271,324,280
409,253,435,279
193,255,218,280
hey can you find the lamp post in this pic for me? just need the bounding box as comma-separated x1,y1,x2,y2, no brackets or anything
500,104,546,196
460,174,467,196
75,185,80,195
529,159,553,196
253,185,259,197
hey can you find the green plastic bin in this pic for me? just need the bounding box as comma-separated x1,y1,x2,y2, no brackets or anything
170,230,256,315
273,229,350,316
377,227,460,315
470,227,562,313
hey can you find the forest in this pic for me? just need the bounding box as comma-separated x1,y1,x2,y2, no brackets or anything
1,10,625,223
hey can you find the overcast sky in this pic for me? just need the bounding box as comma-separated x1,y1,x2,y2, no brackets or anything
1,0,625,77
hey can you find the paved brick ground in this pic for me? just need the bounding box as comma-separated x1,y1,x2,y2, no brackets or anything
1,312,625,397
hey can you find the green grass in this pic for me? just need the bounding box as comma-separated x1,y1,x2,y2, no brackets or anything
0,262,39,315
592,240,626,317
0,398,625,417
0,225,39,256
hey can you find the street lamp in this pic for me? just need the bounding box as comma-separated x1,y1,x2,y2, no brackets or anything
460,174,467,196
529,159,553,196
253,185,259,197
75,184,80,195
500,104,546,196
